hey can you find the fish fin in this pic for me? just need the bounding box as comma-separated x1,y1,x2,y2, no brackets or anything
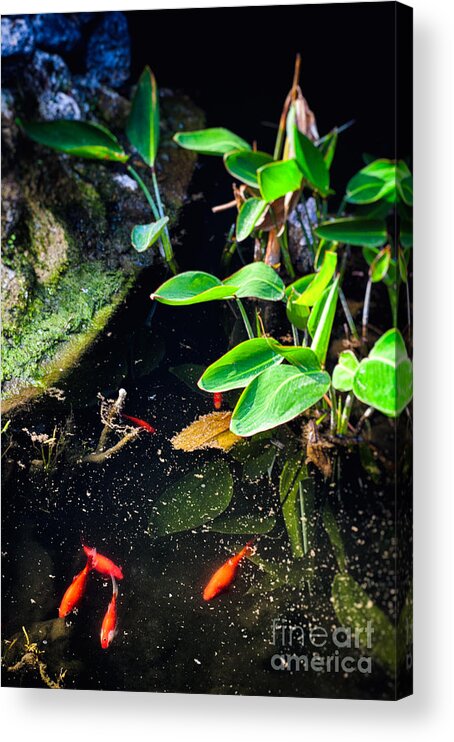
111,575,118,597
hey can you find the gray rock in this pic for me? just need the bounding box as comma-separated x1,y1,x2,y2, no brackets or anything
30,13,81,53
288,199,318,274
25,50,72,96
38,91,81,121
1,16,35,58
86,12,130,88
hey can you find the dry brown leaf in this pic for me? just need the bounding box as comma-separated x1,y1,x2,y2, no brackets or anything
303,420,334,479
171,411,241,452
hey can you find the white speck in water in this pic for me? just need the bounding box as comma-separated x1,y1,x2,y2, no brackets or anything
194,658,201,665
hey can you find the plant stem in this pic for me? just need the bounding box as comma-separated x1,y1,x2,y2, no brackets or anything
291,323,300,346
220,224,236,273
278,226,296,278
338,286,360,342
339,394,353,435
127,165,159,220
362,279,372,344
235,298,254,339
329,386,337,435
151,167,178,275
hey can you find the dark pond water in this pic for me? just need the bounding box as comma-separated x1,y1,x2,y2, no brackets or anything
1,162,411,699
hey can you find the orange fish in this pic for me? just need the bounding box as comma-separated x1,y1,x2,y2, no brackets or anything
213,392,223,410
121,413,156,434
58,559,92,618
100,576,118,649
83,545,124,580
203,540,254,601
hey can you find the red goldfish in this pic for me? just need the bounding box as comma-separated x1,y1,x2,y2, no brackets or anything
203,540,254,601
83,545,123,580
59,558,92,618
121,413,156,433
213,392,223,410
100,576,118,649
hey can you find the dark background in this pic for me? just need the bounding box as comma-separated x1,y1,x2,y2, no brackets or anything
126,2,412,198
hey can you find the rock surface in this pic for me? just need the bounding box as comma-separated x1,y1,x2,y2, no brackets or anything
1,11,203,410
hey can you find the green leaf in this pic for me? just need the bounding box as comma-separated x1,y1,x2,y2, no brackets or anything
151,271,237,305
236,198,268,242
224,262,285,301
332,573,396,673
126,66,159,167
230,363,330,436
397,174,413,206
224,150,273,188
315,218,387,248
369,246,391,283
353,329,413,417
295,250,337,306
150,461,233,535
310,276,339,365
198,338,283,393
271,344,322,372
346,159,396,204
131,216,169,252
285,273,315,298
17,119,128,162
318,128,338,169
332,350,360,392
323,506,346,572
257,159,302,202
173,127,250,155
293,126,330,195
286,289,310,330
208,513,276,534
280,452,308,558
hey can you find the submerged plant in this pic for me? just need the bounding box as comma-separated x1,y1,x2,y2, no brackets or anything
18,66,177,273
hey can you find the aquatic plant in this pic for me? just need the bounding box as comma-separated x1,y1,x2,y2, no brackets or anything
17,66,178,273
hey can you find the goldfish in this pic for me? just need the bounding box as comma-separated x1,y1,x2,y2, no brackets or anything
213,392,223,410
121,413,156,433
58,558,92,618
100,576,118,649
82,545,124,580
203,540,254,601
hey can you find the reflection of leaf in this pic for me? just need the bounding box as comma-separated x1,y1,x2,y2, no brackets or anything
332,573,396,674
208,513,276,534
279,452,308,558
322,506,346,572
171,411,241,452
150,461,233,535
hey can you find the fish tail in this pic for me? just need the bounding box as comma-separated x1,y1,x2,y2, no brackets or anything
111,575,118,598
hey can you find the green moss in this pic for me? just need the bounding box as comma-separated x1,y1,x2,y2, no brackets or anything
2,261,133,390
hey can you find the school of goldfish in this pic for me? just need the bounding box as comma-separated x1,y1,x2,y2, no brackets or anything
58,544,123,649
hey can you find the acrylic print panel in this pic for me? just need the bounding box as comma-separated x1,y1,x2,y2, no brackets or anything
1,2,413,700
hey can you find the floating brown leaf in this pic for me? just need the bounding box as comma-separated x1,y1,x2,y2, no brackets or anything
171,411,241,452
303,420,334,479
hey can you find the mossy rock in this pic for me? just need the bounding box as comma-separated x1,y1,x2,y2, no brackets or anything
1,86,204,411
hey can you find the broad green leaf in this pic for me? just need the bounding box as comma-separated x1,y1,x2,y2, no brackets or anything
173,127,250,155
236,198,268,242
397,174,413,206
126,66,159,167
332,573,396,674
286,289,310,330
151,271,237,305
18,119,128,162
295,250,337,306
131,216,169,252
270,344,322,372
293,126,330,195
353,328,413,417
198,338,283,393
224,262,285,301
230,363,330,436
323,506,346,572
332,350,360,392
315,218,387,248
280,452,308,558
208,513,276,534
257,158,302,202
285,273,315,297
346,172,392,204
150,460,233,535
224,150,273,188
310,277,339,365
369,246,391,283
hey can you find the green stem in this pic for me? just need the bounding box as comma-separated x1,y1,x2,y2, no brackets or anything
127,165,159,220
151,168,178,275
298,481,309,555
339,394,353,435
291,323,300,346
338,286,360,342
220,224,237,273
277,226,296,278
235,298,254,340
